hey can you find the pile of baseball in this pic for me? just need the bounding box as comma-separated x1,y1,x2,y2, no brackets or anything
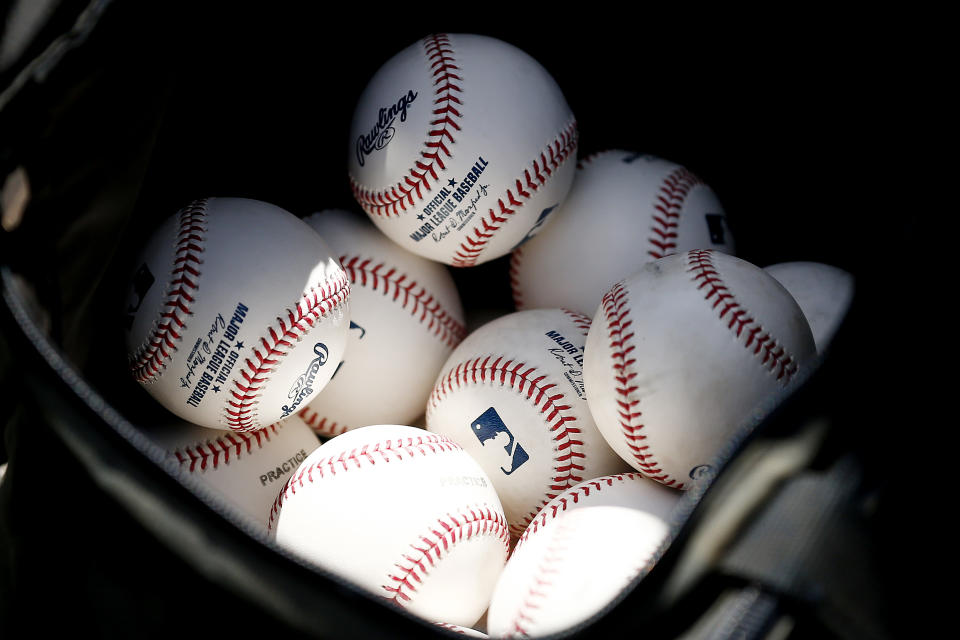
122,34,855,637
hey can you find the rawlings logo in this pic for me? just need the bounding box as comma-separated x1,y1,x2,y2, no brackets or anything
689,464,714,481
356,89,418,167
280,342,329,418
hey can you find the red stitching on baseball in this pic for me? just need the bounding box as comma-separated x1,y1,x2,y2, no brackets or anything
267,433,462,531
507,515,575,637
434,622,477,634
224,272,350,432
130,199,208,383
601,282,682,488
340,254,466,349
427,357,587,538
450,120,578,268
513,472,647,552
382,505,510,607
296,405,349,438
648,167,704,259
172,422,282,471
560,308,592,336
350,34,463,218
575,150,607,170
687,250,800,382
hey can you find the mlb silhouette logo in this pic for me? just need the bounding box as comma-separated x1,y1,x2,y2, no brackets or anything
471,407,529,475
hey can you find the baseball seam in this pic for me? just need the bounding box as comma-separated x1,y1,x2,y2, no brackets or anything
427,356,587,538
561,308,592,336
267,433,462,531
340,254,466,349
506,485,665,637
383,504,510,607
172,422,283,472
224,272,351,432
513,472,646,552
350,33,463,218
575,150,608,170
687,250,800,382
450,120,578,268
600,282,682,488
130,198,208,383
505,516,575,638
510,148,613,307
296,406,349,438
433,622,475,635
648,168,704,259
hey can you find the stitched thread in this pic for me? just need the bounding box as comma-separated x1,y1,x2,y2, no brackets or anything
351,34,463,218
506,473,665,636
267,433,462,531
224,272,350,432
560,308,592,336
514,472,646,551
340,254,466,348
687,250,799,382
648,168,704,259
296,406,349,438
575,150,609,170
172,422,282,471
507,516,575,637
450,121,578,268
427,357,587,538
601,282,681,488
130,199,208,383
382,505,510,607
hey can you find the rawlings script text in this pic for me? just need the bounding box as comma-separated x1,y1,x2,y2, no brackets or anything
280,343,329,418
355,90,418,167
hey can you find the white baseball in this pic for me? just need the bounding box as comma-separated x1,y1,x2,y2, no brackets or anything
487,473,681,638
425,309,630,538
584,250,817,489
510,150,736,317
434,622,488,638
143,417,320,532
764,261,855,355
348,33,578,267
269,425,509,627
290,208,466,438
124,197,351,431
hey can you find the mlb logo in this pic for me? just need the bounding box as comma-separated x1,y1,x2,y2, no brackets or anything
471,407,529,475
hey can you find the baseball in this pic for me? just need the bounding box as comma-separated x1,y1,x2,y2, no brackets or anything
124,197,351,431
583,250,817,488
268,424,509,627
425,308,630,538
348,33,578,267
486,473,681,638
291,208,466,438
510,150,736,317
434,622,488,637
142,416,320,532
763,261,855,355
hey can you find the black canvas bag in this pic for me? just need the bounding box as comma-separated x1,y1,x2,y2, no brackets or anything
1,3,916,638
